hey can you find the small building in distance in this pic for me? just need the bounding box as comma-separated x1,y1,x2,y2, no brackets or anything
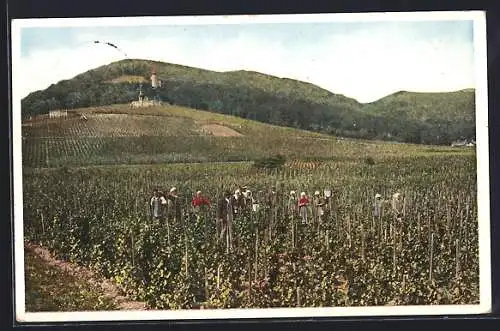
49,109,68,119
451,138,476,147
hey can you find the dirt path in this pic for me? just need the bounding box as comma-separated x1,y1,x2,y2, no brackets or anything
25,241,147,311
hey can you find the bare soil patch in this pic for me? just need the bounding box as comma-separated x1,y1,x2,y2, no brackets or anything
105,75,148,84
200,124,243,137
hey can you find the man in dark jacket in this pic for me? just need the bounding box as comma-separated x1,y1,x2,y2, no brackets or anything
216,190,234,251
167,187,182,225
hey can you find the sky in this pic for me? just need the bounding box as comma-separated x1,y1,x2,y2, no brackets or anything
15,15,477,103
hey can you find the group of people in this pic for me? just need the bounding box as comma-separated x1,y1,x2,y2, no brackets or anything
150,185,406,250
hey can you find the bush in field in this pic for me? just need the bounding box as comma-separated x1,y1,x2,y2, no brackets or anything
253,154,287,170
365,156,375,165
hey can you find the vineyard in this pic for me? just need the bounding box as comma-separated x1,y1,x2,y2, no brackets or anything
23,153,479,309
21,104,470,168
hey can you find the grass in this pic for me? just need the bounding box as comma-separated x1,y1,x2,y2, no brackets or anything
24,245,117,312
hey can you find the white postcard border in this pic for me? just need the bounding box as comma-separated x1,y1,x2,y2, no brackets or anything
11,10,492,323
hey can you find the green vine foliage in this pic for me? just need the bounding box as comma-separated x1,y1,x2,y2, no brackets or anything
23,155,479,309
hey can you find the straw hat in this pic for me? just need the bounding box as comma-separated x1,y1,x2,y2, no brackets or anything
300,192,306,197
314,191,320,196
290,190,296,195
170,187,177,193
375,193,382,198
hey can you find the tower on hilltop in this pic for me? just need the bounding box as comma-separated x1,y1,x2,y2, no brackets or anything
151,65,161,89
150,64,162,103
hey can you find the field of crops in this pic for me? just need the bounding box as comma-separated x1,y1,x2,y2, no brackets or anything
23,153,479,309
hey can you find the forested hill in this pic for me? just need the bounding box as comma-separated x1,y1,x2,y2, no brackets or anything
21,59,476,145
362,89,476,144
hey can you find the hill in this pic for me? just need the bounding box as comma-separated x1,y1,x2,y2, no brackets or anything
362,89,476,145
21,103,471,168
21,59,476,145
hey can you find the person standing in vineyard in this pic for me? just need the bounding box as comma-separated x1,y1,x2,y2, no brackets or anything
191,190,211,215
298,192,309,225
312,191,326,226
167,187,183,225
287,191,298,217
232,189,243,217
265,186,278,234
322,188,333,217
373,193,383,218
192,190,211,241
391,191,404,219
150,188,167,221
216,190,234,251
252,190,263,213
241,186,253,213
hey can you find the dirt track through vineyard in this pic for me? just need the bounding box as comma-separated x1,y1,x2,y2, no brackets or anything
25,241,147,311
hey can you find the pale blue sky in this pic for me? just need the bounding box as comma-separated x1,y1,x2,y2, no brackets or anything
17,19,476,103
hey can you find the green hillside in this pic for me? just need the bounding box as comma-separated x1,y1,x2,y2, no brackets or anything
362,89,476,144
21,59,476,145
21,103,472,168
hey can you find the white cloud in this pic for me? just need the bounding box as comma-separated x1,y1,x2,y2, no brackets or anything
17,25,476,103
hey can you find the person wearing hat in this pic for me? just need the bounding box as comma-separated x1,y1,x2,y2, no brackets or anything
167,187,182,225
216,190,234,250
287,191,298,217
391,191,404,219
260,186,277,235
373,193,383,218
241,187,253,213
192,190,211,213
232,188,243,216
298,192,309,225
312,190,326,225
150,188,167,221
241,186,250,198
252,190,262,213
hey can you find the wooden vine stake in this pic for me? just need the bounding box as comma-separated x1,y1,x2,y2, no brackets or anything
254,229,259,282
40,211,45,236
166,218,171,248
217,264,221,290
296,287,301,307
248,258,252,300
455,239,460,279
131,229,135,267
392,228,397,275
204,266,209,301
417,212,421,237
347,215,352,248
325,230,329,253
184,232,189,278
429,233,435,282
361,223,365,262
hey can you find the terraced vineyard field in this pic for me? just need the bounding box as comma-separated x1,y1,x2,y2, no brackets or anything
21,104,471,168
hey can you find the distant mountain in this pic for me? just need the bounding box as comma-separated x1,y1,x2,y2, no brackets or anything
20,59,476,145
